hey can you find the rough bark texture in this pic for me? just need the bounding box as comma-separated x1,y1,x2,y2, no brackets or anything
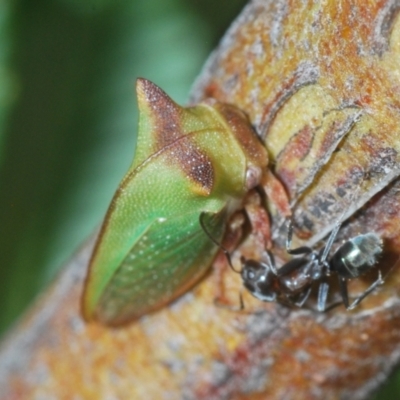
2,1,400,399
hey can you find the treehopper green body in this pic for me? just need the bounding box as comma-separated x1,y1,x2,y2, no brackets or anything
82,79,268,325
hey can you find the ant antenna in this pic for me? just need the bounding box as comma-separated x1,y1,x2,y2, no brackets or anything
199,212,241,273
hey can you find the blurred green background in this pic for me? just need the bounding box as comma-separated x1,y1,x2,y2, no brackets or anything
0,0,397,397
0,0,246,335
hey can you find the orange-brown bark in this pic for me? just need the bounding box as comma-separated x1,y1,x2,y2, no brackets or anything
2,1,400,399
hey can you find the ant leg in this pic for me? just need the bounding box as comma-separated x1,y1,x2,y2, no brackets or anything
347,271,384,310
316,281,330,311
259,251,278,275
275,287,311,309
276,297,298,308
239,292,245,310
294,287,312,308
320,220,342,264
277,258,313,278
338,276,350,308
321,278,353,312
286,219,313,256
214,290,245,312
301,281,344,313
321,299,343,312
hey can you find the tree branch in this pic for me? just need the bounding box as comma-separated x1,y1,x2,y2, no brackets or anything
2,1,400,399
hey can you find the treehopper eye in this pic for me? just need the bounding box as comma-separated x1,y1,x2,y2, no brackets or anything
82,78,269,325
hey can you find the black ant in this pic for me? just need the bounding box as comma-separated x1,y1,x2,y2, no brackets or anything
200,214,384,311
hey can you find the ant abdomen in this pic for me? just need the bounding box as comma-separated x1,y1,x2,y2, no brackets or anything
331,233,383,279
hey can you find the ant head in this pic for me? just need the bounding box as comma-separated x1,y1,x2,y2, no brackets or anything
199,211,279,303
240,257,278,302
